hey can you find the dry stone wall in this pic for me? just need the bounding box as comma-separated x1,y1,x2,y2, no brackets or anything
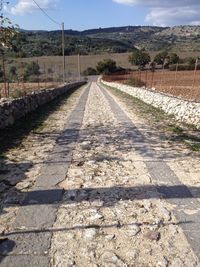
101,80,200,129
0,81,86,129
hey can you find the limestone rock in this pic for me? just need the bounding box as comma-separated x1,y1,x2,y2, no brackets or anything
144,230,161,241
126,224,141,237
84,229,97,241
100,251,125,267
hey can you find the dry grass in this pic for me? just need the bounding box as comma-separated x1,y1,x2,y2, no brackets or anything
11,51,200,74
0,82,60,98
16,51,200,73
14,53,134,74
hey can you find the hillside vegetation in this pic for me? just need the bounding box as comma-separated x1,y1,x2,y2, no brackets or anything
7,25,200,58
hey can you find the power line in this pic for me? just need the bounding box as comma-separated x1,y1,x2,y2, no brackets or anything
32,0,61,26
32,0,66,83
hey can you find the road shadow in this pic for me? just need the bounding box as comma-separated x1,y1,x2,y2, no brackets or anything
0,86,84,203
5,184,195,208
0,183,198,262
77,123,197,161
0,86,80,155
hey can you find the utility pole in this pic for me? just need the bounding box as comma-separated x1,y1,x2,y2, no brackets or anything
192,58,198,89
78,54,81,80
173,62,179,89
61,22,65,83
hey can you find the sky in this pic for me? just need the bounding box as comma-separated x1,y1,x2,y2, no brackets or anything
3,0,200,31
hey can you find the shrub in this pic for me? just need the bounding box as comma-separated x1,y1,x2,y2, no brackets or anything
24,61,40,77
169,64,200,71
83,67,97,76
12,89,26,98
169,53,179,64
154,51,169,65
187,57,196,65
125,77,146,87
96,59,117,74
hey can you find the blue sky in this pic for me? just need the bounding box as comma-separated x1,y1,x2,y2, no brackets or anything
4,0,200,31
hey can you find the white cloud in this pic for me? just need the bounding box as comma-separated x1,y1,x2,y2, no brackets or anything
146,6,200,26
10,0,58,15
112,0,200,26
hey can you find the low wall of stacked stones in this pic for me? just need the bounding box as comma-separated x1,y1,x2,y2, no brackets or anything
101,80,200,129
0,81,86,129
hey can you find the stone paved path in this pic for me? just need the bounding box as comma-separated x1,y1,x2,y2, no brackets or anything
0,82,200,266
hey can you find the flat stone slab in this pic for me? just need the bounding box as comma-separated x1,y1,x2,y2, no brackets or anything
35,84,90,189
0,232,51,256
0,255,49,267
13,204,59,229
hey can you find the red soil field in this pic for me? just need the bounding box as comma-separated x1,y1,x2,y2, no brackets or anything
104,70,200,102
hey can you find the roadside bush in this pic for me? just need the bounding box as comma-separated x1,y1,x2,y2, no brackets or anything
83,67,97,76
169,53,179,64
12,89,27,98
96,59,117,74
154,51,168,65
169,64,200,71
187,57,196,65
8,66,17,81
125,77,146,87
24,61,40,77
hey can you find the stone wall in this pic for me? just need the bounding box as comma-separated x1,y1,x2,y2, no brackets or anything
101,80,200,129
0,81,86,129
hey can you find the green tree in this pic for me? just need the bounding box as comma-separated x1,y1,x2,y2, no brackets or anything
0,18,19,49
96,59,117,74
83,67,97,76
154,51,169,65
8,65,17,81
187,57,196,65
129,50,151,69
169,53,179,64
24,61,40,78
0,6,19,96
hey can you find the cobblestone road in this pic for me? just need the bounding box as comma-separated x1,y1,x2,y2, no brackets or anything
0,82,200,267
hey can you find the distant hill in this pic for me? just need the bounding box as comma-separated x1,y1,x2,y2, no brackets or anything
8,25,200,58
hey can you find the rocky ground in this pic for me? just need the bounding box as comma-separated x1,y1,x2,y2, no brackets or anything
0,81,199,266
104,84,200,198
0,86,85,236
50,83,199,267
